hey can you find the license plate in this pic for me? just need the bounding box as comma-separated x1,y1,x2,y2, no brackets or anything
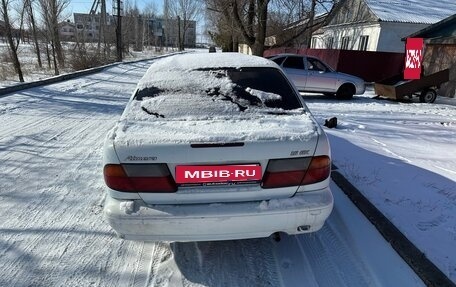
175,164,262,184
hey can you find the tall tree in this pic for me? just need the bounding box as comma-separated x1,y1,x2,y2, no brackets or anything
115,0,122,61
24,0,42,68
206,1,239,52
127,4,143,52
38,0,68,68
270,0,338,48
303,0,316,47
142,3,157,50
169,0,202,50
231,0,270,56
206,0,270,56
1,0,24,82
97,0,107,57
206,0,338,55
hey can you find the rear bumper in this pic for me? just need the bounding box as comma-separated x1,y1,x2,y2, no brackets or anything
103,188,333,242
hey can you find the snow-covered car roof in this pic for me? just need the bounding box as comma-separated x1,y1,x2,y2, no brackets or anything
137,53,278,90
158,52,277,69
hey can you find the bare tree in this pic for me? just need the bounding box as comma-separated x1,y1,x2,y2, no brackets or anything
169,0,203,50
1,0,24,82
127,4,143,52
24,0,42,68
115,0,122,61
97,0,107,57
206,0,270,56
303,0,317,47
38,0,69,69
206,1,241,52
268,0,338,47
206,0,338,55
229,0,270,56
142,3,157,50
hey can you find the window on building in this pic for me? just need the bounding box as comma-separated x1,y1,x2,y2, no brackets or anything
341,36,350,50
358,35,369,51
326,37,334,49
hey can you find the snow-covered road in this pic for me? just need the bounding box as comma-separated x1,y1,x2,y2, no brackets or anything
0,58,443,286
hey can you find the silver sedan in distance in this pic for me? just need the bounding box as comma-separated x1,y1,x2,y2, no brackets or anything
102,53,333,242
269,54,365,100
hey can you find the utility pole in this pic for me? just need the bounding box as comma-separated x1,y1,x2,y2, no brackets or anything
115,0,122,61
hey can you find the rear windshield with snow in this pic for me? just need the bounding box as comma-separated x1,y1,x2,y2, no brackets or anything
134,67,302,118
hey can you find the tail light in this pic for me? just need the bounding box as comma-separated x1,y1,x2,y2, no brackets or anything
103,164,177,192
301,156,331,185
261,156,330,189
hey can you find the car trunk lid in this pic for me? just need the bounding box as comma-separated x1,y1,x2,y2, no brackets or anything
111,116,320,204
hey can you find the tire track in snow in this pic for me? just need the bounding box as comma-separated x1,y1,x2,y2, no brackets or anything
273,228,372,287
370,138,412,163
135,239,281,287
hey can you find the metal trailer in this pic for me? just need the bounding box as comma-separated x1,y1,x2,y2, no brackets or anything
374,69,450,103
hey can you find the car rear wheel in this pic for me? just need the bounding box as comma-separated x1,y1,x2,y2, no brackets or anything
336,84,355,100
419,89,437,103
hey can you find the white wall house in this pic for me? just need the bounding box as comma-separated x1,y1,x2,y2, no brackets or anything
311,0,456,53
59,21,76,41
238,44,252,55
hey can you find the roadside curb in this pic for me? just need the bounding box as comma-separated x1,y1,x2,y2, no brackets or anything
0,52,182,98
331,169,455,287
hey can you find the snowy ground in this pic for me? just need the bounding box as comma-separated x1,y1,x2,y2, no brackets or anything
0,42,176,88
304,90,456,282
0,56,454,285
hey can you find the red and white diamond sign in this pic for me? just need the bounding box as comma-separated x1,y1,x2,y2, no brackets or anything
404,38,424,80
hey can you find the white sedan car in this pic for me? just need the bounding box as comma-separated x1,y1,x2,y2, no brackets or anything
102,53,333,242
269,54,365,99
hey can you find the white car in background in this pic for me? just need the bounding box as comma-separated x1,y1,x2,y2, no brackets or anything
102,53,333,242
269,54,365,99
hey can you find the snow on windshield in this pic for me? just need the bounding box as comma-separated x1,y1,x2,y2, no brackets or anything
111,54,317,145
137,69,236,99
116,73,315,145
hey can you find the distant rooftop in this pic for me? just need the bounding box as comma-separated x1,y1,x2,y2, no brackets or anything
365,0,456,24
